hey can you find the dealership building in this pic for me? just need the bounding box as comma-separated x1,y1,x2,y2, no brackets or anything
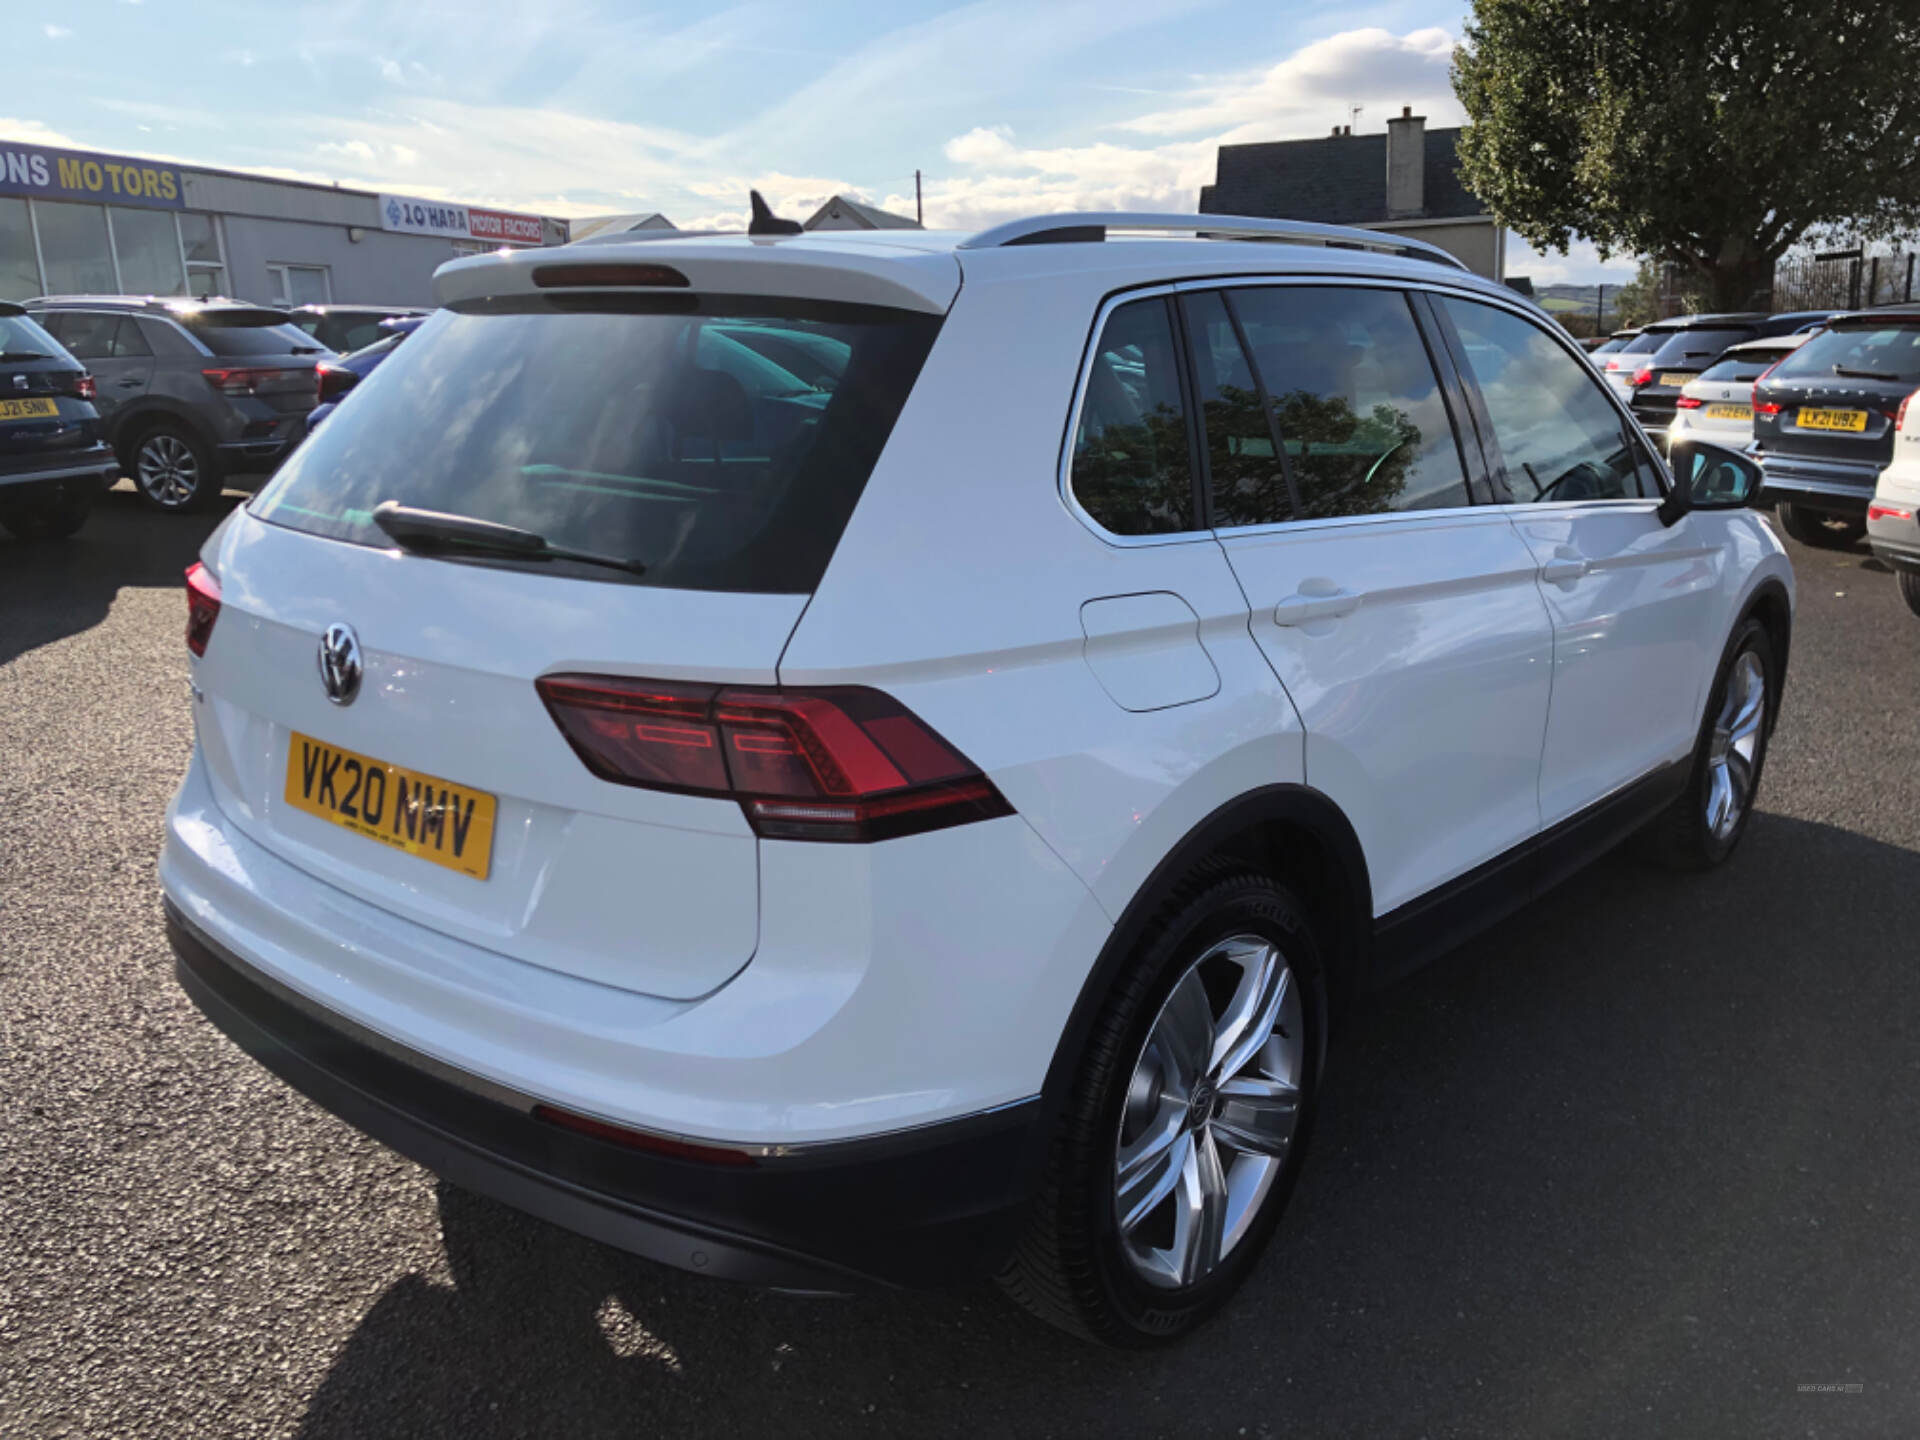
0,140,569,308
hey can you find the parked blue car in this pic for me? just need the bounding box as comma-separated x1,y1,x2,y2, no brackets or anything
307,315,428,430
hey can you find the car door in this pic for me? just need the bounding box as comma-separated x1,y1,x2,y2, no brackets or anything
44,312,152,426
1189,282,1555,916
1431,293,1727,828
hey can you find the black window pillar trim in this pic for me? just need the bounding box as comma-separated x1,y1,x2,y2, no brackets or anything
1418,290,1517,503
1217,287,1303,519
1407,289,1497,506
1165,291,1212,530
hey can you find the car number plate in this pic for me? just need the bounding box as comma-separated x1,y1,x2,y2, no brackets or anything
1659,372,1693,388
284,732,496,880
1798,407,1868,432
1705,403,1753,421
0,397,58,421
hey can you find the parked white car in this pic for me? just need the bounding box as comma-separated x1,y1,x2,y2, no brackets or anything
1868,387,1920,615
161,210,1794,1346
1667,334,1810,452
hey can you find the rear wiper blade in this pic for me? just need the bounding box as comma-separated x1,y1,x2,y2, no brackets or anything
371,501,647,577
1833,365,1901,381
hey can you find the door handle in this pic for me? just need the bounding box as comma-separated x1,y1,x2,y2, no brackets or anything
1540,548,1589,585
116,377,144,387
1272,584,1362,626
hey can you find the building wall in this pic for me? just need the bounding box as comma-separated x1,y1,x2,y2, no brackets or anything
220,216,462,306
1362,218,1504,280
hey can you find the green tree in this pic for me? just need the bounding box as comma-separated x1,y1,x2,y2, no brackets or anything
1453,2,1920,310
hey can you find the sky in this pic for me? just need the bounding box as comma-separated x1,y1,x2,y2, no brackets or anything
1,0,1632,285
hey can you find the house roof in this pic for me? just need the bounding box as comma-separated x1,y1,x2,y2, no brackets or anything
568,212,675,241
1199,127,1486,225
804,195,922,231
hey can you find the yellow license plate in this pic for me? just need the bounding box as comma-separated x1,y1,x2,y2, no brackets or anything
1799,407,1868,432
284,732,495,880
1705,403,1753,421
1659,372,1693,388
0,397,58,421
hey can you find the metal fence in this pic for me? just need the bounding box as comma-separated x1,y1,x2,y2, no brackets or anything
1773,250,1919,312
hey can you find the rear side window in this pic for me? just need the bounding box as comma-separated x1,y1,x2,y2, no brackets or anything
1772,322,1920,383
43,311,116,360
1225,286,1470,520
1442,297,1648,503
1070,297,1197,536
251,298,942,594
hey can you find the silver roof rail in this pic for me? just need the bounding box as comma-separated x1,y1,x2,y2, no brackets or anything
958,212,1471,271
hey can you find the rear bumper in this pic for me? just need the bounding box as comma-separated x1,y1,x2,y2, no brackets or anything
168,900,1042,1290
1754,451,1883,514
0,448,116,501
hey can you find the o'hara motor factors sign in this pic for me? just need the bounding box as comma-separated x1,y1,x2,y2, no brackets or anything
379,194,544,246
0,142,184,209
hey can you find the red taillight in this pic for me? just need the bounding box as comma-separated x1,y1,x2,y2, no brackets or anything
72,373,96,401
1631,367,1653,387
536,675,1014,842
201,366,299,396
1898,393,1913,432
314,363,358,406
1675,396,1703,409
531,1105,755,1167
184,562,220,656
1869,502,1913,522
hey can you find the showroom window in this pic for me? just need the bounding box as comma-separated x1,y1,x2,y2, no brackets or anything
35,200,116,296
267,263,331,306
0,199,222,301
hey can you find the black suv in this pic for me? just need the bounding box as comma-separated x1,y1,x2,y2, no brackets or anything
0,301,115,540
1753,306,1920,546
288,304,430,355
24,296,329,513
1625,312,1835,439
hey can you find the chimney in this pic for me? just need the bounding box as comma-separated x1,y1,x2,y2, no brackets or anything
1386,105,1425,218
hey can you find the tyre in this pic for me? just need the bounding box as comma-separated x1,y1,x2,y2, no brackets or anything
998,871,1323,1345
1644,617,1775,870
0,493,92,540
129,422,220,512
1899,569,1920,619
1776,501,1864,549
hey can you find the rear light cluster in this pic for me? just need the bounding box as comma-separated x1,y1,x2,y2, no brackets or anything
315,363,358,406
1896,394,1913,432
1631,367,1653,388
67,373,96,401
536,674,1013,843
184,562,220,656
1868,502,1913,523
1675,396,1703,409
201,366,301,396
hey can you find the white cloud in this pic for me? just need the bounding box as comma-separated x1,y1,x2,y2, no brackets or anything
0,118,82,148
42,23,71,39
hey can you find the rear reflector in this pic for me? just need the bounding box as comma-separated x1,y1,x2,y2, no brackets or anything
536,675,1014,842
531,1105,755,1167
1868,502,1913,523
532,263,690,289
184,562,220,656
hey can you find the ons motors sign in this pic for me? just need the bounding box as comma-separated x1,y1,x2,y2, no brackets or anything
379,193,544,246
0,142,184,209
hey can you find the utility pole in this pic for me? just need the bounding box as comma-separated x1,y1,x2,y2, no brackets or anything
915,170,922,227
1595,283,1605,335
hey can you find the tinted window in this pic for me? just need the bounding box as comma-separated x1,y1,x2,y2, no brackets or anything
0,311,63,359
1070,296,1196,535
111,317,152,358
1772,322,1920,384
1697,353,1787,384
1442,297,1649,503
1229,286,1469,519
251,299,942,593
1618,330,1664,356
1181,290,1288,528
45,311,117,360
1590,338,1623,356
186,318,326,357
1650,328,1752,367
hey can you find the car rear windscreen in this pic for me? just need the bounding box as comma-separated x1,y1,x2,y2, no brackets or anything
1771,321,1920,384
187,317,327,357
1697,353,1787,383
0,312,62,359
1650,328,1752,366
1618,331,1664,356
249,297,943,593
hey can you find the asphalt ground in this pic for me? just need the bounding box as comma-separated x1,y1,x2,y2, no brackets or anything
3,485,1918,1439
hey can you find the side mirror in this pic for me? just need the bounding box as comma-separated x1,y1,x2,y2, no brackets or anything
1658,439,1763,526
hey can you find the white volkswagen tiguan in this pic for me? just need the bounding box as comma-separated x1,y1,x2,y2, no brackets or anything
161,213,1794,1346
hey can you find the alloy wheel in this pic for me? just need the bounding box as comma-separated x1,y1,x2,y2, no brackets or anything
137,434,200,508
1705,649,1766,840
1113,933,1305,1289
